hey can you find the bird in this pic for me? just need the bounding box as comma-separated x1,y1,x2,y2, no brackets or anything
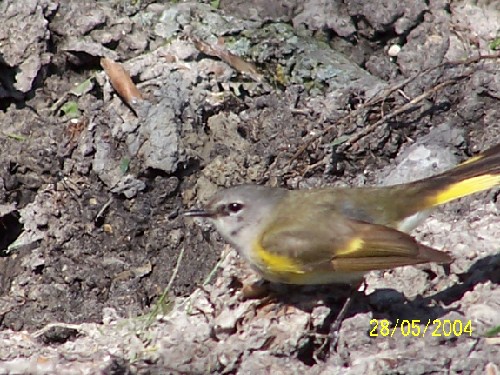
185,143,500,286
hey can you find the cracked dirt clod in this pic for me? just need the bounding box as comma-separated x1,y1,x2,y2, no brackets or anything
0,0,499,373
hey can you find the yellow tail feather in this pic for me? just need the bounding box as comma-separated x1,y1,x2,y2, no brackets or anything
430,174,500,207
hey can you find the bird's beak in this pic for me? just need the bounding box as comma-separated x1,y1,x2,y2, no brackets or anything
183,208,215,218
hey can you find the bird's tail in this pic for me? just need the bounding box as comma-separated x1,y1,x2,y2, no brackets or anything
414,143,500,208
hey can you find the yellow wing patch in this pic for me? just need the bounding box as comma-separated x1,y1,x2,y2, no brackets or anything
431,174,500,206
253,240,305,274
254,237,365,274
335,237,365,256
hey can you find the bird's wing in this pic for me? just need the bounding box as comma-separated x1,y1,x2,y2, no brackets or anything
260,212,451,274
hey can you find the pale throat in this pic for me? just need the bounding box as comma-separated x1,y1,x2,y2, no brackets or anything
213,217,261,255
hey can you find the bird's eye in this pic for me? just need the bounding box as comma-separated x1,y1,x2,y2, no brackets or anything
227,203,244,213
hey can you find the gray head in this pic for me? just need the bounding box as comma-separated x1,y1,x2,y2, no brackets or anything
184,184,287,248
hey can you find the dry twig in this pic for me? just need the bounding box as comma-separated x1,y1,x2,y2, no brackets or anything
290,54,500,166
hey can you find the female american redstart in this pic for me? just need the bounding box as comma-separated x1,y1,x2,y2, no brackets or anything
185,143,500,285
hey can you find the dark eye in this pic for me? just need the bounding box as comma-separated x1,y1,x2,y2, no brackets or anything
227,203,244,213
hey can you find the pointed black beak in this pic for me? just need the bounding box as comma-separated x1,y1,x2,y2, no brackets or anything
183,208,215,218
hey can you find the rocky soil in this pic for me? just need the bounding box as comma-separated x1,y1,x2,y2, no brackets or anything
0,0,499,374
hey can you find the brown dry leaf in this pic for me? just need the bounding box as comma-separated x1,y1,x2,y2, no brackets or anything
100,57,142,105
486,363,499,375
485,337,500,345
191,36,263,82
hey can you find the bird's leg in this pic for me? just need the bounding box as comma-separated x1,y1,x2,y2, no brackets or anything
241,278,271,300
329,279,366,351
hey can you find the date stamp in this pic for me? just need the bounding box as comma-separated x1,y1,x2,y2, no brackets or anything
369,319,473,338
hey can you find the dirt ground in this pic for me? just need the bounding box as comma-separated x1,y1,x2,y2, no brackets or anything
0,0,499,374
